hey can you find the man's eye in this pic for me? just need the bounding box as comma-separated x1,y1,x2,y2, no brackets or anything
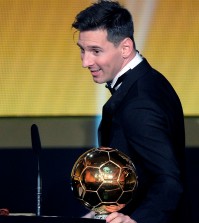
93,50,101,54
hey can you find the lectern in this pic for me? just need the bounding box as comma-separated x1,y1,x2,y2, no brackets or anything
0,216,104,223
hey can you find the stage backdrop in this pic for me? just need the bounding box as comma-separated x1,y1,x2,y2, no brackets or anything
0,0,198,116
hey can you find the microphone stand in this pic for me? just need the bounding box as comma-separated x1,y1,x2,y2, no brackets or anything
36,152,42,216
31,124,42,216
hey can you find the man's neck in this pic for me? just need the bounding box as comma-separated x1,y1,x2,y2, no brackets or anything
110,51,143,88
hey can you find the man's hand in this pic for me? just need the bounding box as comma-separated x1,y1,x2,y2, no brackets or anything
106,212,137,223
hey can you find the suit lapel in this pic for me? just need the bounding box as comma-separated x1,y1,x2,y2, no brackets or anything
98,58,152,146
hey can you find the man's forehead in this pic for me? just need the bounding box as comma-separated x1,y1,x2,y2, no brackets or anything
77,39,103,49
77,30,114,49
78,30,107,41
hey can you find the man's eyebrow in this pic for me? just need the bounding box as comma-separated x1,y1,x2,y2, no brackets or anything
77,43,102,50
77,43,83,49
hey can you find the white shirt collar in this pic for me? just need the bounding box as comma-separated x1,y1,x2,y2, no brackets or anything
111,51,143,88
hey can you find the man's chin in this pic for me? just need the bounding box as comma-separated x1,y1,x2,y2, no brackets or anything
93,77,105,84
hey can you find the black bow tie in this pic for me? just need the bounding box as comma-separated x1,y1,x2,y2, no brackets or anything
105,74,126,94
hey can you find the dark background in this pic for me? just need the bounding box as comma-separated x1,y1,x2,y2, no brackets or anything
0,148,198,222
0,148,87,218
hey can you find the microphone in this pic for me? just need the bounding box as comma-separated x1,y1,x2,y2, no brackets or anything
31,124,41,156
31,124,42,216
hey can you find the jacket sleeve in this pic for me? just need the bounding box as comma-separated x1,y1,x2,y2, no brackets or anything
122,98,183,223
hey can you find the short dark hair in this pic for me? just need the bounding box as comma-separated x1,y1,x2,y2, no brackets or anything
72,0,135,46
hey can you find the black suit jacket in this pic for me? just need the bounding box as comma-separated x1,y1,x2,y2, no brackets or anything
98,59,185,223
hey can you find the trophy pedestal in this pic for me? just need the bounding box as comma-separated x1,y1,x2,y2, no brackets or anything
94,213,108,220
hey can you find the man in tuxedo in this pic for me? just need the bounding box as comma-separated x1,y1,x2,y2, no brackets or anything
72,1,185,223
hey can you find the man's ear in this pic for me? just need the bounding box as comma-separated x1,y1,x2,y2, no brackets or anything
121,38,134,58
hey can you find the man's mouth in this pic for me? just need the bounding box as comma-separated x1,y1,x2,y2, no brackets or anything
90,69,101,76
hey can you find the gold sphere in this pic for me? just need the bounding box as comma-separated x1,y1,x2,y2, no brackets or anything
71,147,138,216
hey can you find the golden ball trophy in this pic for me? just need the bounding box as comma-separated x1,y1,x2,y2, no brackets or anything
71,147,138,220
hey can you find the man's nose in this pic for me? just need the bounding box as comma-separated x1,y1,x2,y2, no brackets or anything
82,52,94,68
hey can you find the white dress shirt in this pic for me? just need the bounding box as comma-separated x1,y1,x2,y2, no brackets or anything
111,52,143,90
